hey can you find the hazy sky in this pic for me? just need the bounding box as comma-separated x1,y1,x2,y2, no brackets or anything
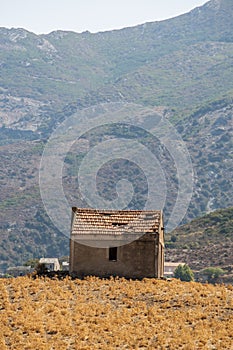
1,0,209,34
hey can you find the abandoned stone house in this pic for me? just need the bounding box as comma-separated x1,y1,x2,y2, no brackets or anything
70,207,165,278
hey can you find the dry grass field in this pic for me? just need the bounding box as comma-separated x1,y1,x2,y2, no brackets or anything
0,276,233,350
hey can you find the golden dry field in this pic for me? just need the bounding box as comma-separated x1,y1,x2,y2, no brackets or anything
0,276,233,350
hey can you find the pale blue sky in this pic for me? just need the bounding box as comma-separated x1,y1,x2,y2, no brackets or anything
1,0,209,34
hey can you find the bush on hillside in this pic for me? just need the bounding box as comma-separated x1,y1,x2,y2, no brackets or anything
174,264,194,282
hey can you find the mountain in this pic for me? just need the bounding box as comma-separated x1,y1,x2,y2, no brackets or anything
166,207,233,282
0,0,232,270
1,0,233,130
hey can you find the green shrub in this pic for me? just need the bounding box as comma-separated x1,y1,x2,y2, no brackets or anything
199,267,225,283
174,264,194,282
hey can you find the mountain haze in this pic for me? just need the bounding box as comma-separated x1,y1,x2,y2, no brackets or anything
1,0,233,127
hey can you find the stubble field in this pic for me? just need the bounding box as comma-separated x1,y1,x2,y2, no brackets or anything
0,276,233,349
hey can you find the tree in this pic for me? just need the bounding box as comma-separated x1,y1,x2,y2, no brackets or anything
24,258,39,268
174,264,194,282
199,267,224,283
34,263,48,275
171,235,177,242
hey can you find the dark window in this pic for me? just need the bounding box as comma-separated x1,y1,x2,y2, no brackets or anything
112,222,125,226
109,247,117,261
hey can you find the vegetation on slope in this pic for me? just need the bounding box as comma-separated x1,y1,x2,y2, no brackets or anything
166,207,233,281
169,207,233,239
0,0,233,267
168,207,233,242
1,0,233,119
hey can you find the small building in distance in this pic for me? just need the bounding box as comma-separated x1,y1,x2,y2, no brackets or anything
39,258,60,272
6,266,33,277
61,261,69,271
164,262,185,278
70,208,165,279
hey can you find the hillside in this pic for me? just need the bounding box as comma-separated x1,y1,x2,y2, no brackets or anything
166,207,233,282
0,0,233,268
0,276,232,349
1,0,233,130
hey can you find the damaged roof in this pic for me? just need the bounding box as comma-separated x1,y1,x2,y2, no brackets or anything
71,207,163,237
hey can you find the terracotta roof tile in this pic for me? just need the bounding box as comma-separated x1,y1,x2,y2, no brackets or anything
71,208,162,236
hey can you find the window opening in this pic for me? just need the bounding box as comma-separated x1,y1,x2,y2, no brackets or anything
109,247,117,261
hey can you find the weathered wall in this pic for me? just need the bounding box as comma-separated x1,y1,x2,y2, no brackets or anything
70,234,163,278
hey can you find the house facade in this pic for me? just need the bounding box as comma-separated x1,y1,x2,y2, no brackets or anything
39,258,60,271
164,262,185,278
62,261,69,271
70,208,165,279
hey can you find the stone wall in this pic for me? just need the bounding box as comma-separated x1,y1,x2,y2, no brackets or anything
70,233,163,278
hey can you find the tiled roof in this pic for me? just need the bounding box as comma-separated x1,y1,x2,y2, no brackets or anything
71,207,162,236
